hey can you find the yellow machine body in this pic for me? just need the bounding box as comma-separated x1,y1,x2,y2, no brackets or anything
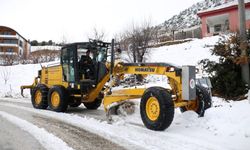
103,63,195,111
21,40,210,131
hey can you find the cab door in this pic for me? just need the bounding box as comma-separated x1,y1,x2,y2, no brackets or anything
61,45,77,83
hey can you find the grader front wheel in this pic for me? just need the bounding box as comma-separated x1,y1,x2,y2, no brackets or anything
140,87,174,131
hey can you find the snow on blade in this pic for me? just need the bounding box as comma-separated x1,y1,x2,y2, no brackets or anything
0,111,73,150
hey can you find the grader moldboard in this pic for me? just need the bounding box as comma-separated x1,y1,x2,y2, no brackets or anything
21,39,211,131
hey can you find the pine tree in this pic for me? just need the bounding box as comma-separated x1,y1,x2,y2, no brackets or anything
199,34,249,100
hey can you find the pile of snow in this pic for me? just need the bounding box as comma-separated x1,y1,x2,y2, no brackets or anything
148,36,220,66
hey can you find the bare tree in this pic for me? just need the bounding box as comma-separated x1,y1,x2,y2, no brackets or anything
60,35,68,46
0,52,18,66
88,27,106,41
118,19,156,63
29,50,60,64
0,67,11,84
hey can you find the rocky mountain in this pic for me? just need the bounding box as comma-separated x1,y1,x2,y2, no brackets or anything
158,0,234,31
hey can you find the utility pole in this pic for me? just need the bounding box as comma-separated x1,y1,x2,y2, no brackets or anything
238,0,250,88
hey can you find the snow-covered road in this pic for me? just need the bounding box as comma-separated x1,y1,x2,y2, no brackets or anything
0,97,249,150
0,99,125,150
0,113,45,150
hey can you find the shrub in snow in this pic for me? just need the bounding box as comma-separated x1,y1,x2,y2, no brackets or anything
199,34,249,100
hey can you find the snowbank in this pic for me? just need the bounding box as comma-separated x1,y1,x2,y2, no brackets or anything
0,111,73,150
0,61,59,98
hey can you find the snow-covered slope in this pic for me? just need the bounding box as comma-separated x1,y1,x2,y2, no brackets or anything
148,36,220,66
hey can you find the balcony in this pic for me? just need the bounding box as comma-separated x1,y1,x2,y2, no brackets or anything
0,52,18,55
0,34,18,39
0,43,19,47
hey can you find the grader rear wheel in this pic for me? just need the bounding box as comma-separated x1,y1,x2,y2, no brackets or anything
140,87,174,131
31,84,48,109
48,86,69,112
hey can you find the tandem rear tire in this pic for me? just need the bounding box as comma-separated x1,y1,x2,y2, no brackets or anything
48,86,69,112
31,84,48,109
140,87,174,131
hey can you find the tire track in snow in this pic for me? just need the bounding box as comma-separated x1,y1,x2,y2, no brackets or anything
0,103,143,150
0,102,226,150
0,111,73,150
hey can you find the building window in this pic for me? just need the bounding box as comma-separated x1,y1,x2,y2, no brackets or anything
207,24,210,33
246,9,250,20
214,24,222,32
3,31,12,35
19,40,23,47
225,20,229,30
1,39,18,44
6,48,13,52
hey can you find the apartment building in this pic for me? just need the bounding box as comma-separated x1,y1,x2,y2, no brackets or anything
0,26,31,59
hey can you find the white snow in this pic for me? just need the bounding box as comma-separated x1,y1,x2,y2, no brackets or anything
1,98,250,150
0,61,58,98
148,36,220,66
0,35,250,149
31,45,61,52
0,111,73,150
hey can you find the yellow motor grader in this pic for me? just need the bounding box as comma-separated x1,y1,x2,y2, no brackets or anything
21,39,211,131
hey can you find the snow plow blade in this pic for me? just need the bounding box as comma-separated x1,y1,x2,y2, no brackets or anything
106,101,136,123
103,88,145,122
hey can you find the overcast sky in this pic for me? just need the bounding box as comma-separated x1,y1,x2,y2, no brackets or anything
0,0,203,42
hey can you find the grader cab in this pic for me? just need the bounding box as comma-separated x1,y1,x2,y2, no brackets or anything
21,39,211,131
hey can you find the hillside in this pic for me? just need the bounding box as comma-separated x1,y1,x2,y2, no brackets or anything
158,0,234,31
